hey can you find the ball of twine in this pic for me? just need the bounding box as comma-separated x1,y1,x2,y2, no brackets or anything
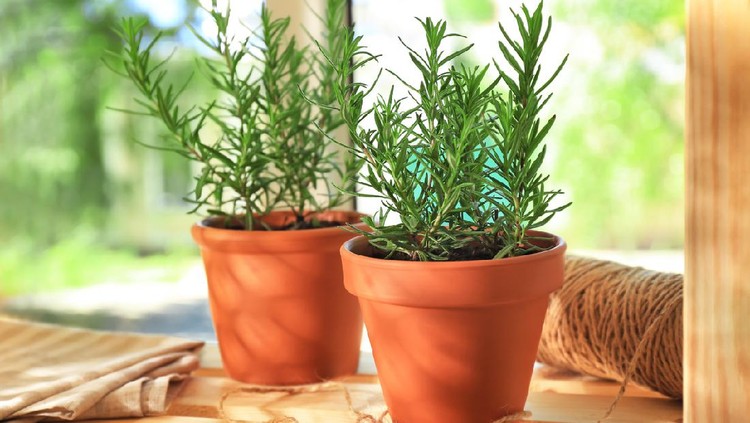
537,255,683,400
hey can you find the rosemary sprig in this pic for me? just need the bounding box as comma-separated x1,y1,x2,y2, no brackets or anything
105,0,356,230
327,2,569,260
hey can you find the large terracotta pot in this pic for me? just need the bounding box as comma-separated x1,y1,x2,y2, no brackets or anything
341,232,566,423
192,210,364,385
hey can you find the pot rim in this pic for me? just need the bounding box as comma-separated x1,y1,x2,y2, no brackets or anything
340,230,566,270
340,230,567,307
192,210,367,253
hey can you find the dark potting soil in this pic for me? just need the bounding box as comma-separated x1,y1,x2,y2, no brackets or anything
213,219,346,231
270,220,346,231
370,246,498,261
368,240,551,262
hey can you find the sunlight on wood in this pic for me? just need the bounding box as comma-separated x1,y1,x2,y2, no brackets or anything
686,0,750,421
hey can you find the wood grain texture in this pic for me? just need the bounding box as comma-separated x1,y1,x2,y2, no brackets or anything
159,373,680,423
84,344,682,423
686,0,750,421
90,418,220,423
187,344,680,422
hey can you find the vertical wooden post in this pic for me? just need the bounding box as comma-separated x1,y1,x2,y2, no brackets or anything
267,0,325,45
266,0,355,211
686,0,750,421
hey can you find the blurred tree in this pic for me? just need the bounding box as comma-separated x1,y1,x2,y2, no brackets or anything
0,0,125,243
0,0,202,248
550,0,685,248
444,0,496,24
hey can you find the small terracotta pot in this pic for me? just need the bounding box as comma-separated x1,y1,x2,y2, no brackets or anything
192,210,364,385
341,232,566,423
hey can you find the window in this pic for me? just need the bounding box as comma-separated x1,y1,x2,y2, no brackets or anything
0,0,685,339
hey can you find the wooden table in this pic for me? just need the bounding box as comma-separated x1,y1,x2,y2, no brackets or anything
91,344,682,423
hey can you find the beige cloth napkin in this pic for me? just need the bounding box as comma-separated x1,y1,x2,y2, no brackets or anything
0,317,204,422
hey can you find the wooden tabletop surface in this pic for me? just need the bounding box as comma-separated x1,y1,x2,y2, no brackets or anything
89,343,682,423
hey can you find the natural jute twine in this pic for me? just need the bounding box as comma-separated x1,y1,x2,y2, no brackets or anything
537,255,683,407
217,382,389,423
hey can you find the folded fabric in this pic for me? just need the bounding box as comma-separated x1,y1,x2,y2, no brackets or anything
0,317,204,422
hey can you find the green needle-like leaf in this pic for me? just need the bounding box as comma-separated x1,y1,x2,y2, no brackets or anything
321,1,569,260
106,0,357,230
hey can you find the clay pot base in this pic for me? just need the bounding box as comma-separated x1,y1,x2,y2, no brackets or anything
193,210,366,385
341,232,566,422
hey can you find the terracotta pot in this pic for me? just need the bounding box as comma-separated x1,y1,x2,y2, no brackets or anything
341,232,566,423
192,210,365,385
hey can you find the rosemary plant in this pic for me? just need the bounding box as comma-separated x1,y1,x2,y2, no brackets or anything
325,2,569,260
106,0,357,230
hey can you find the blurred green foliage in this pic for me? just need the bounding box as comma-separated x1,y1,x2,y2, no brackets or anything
0,0,202,294
0,0,686,294
448,0,685,249
0,231,195,295
0,0,118,243
549,0,685,248
444,0,496,24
